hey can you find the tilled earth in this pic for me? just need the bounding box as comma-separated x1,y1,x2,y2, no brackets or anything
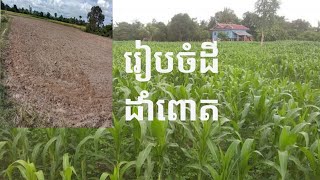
4,16,112,127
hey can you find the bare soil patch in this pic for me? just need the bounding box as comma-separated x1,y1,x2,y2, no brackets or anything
4,16,112,127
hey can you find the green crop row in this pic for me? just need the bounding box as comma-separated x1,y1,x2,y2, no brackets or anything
1,41,320,179
112,41,320,179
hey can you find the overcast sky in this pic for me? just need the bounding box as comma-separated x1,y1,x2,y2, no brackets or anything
114,0,320,27
2,0,112,24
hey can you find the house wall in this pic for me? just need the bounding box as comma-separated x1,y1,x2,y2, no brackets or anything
212,30,248,40
212,30,233,40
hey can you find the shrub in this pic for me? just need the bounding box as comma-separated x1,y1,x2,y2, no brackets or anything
1,15,8,23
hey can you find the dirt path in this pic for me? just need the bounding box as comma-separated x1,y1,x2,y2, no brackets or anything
4,16,112,127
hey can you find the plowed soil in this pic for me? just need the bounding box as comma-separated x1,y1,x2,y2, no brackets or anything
4,16,112,127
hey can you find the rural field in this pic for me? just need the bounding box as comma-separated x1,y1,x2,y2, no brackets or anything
1,41,319,179
1,14,112,127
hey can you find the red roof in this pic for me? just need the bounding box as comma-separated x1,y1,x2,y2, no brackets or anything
211,23,249,30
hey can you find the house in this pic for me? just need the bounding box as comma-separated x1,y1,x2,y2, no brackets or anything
210,23,252,41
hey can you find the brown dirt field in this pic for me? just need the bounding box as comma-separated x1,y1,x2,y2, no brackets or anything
4,16,112,127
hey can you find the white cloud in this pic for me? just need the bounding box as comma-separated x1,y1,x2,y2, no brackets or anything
97,0,109,10
48,0,63,7
80,2,92,13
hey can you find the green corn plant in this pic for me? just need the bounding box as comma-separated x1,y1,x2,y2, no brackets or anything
31,143,43,164
132,119,147,154
41,135,58,179
278,126,297,151
149,119,171,179
109,115,127,163
0,41,320,179
74,134,93,179
204,139,241,180
264,150,289,180
100,161,135,180
135,143,155,178
0,141,6,161
6,160,44,180
300,140,320,178
238,139,260,180
60,153,77,180
185,120,219,180
5,128,30,162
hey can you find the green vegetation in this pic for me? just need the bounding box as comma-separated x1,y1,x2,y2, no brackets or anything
113,41,320,179
217,32,229,41
0,2,112,38
0,11,14,128
114,14,209,41
1,41,320,179
114,2,320,42
254,0,280,45
3,11,86,31
86,6,112,37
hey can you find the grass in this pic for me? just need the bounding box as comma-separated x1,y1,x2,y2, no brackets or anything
0,41,320,179
2,10,86,31
0,12,43,128
0,11,14,128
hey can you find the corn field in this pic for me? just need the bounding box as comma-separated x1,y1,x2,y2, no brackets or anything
1,41,320,179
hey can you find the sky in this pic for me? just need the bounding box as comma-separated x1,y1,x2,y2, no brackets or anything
2,0,113,24
114,0,320,27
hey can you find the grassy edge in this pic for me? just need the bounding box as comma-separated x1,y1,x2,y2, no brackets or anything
0,13,14,127
0,14,47,128
3,10,86,31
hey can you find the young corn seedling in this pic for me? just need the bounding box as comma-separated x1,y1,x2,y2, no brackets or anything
100,161,135,180
6,160,44,180
60,153,77,180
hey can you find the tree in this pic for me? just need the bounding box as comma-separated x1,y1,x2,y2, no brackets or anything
290,19,311,32
54,13,57,18
194,20,210,41
263,16,289,41
167,13,197,41
13,4,18,12
298,30,320,41
58,15,63,21
5,4,10,11
46,12,51,19
255,0,280,45
242,12,260,39
152,22,167,41
317,21,320,32
214,8,239,24
87,6,105,32
100,24,112,37
208,16,217,30
1,1,5,10
114,22,133,40
131,21,148,40
145,19,168,41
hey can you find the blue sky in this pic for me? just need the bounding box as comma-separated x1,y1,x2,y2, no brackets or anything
2,0,112,24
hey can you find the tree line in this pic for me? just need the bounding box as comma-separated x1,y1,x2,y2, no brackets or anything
1,2,112,38
114,0,320,42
